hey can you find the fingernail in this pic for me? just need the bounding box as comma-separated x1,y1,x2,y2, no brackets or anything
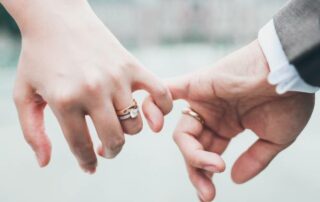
82,168,89,173
103,147,115,159
35,152,45,167
204,165,221,173
88,168,96,175
87,168,96,175
81,167,96,175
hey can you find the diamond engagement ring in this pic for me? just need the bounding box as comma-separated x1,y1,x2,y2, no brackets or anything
116,99,139,121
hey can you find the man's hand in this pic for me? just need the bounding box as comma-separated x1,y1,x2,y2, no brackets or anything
3,0,172,173
164,40,315,201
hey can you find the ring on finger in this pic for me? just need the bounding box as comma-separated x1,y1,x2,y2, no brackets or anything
182,107,205,125
116,99,139,121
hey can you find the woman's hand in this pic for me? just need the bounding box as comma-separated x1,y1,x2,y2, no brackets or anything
164,40,315,201
4,0,172,173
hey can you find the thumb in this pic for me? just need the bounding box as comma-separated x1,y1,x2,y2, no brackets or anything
231,139,288,184
13,83,52,167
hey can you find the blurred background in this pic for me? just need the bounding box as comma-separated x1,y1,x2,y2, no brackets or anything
1,0,320,202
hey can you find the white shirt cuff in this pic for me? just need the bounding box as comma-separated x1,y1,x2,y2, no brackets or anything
258,20,319,94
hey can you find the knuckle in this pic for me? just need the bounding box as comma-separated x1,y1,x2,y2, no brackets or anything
80,155,97,168
24,134,36,146
12,81,23,105
106,71,124,90
12,88,31,107
107,137,125,152
247,148,266,169
156,85,169,98
73,143,94,158
188,171,197,182
103,137,125,159
49,87,79,110
114,137,126,149
82,78,103,95
12,90,22,105
188,150,203,166
119,56,140,71
189,156,200,167
53,93,76,110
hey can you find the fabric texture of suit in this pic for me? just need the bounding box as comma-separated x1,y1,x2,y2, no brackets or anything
274,0,320,87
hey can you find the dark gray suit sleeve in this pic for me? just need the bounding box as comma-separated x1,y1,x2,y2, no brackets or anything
274,0,320,87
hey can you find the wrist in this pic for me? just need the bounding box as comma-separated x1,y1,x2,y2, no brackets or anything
1,0,91,37
247,39,277,94
250,39,270,73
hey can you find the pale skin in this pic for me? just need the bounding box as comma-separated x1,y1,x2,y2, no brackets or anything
0,0,315,200
1,0,173,173
156,40,315,201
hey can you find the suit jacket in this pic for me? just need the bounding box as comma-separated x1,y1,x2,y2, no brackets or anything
274,0,320,86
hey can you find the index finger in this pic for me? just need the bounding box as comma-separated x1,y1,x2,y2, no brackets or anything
173,114,225,172
173,114,225,202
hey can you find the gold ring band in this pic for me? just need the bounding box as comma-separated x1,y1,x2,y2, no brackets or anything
182,108,205,125
116,99,139,121
116,99,138,116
